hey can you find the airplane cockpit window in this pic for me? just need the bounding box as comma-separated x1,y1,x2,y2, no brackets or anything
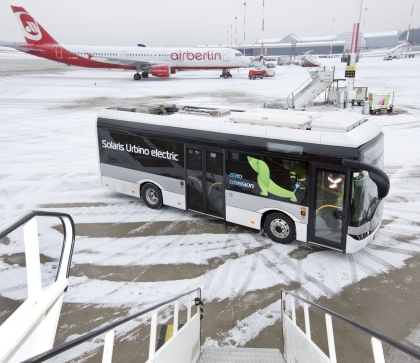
235,53,243,57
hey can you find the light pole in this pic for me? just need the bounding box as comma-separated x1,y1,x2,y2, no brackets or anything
362,7,367,51
244,2,246,55
346,0,363,108
405,4,414,56
329,18,335,55
235,17,238,45
261,0,265,56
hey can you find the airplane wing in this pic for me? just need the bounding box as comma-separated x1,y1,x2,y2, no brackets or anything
90,55,166,69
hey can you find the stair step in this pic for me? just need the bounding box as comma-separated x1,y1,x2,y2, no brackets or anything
197,347,285,363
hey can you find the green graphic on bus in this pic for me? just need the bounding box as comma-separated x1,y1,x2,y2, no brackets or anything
247,156,297,202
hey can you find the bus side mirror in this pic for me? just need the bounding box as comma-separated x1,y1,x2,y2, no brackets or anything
342,159,390,199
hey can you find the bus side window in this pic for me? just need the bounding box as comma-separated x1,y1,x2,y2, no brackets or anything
264,156,309,206
225,151,262,197
98,128,136,170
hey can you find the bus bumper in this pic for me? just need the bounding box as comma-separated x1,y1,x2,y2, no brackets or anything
345,223,381,253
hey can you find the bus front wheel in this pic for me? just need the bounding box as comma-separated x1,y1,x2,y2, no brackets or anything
141,183,163,209
264,212,295,244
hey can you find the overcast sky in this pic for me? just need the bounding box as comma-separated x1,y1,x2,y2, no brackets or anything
0,0,418,47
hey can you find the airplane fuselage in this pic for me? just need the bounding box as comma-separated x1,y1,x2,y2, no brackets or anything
11,6,251,79
19,44,248,71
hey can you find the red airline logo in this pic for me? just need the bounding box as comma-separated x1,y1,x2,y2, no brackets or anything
16,11,42,41
170,51,222,61
86,53,94,60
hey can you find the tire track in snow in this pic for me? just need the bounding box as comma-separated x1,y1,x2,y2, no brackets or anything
331,250,378,276
359,248,395,270
259,241,335,298
368,244,417,257
260,254,292,284
346,254,359,283
71,208,178,260
236,253,260,297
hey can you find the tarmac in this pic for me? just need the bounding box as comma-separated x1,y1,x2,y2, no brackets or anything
1,55,420,363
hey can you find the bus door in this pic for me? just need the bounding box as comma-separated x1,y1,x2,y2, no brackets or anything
308,165,350,251
186,147,224,218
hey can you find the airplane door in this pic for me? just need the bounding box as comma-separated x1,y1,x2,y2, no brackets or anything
55,46,62,59
121,51,126,59
223,50,229,62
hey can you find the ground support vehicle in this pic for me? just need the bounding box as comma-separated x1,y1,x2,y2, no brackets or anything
341,50,360,62
249,69,266,79
368,92,394,114
97,105,389,253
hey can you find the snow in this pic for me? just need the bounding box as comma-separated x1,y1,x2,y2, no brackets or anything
1,48,420,354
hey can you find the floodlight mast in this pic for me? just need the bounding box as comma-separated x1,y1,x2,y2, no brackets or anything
405,4,414,56
346,0,363,108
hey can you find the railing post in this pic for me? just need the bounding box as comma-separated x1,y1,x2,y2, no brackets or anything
102,329,115,363
371,337,386,363
148,309,158,360
281,290,287,354
173,299,179,336
197,289,201,317
291,296,296,325
303,303,311,340
187,293,192,322
23,218,42,299
325,314,337,363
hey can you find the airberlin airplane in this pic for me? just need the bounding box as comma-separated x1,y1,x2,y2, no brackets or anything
10,6,251,80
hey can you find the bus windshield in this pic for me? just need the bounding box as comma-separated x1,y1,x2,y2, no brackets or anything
350,135,384,227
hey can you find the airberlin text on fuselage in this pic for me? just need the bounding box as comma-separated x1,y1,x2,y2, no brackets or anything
170,51,222,61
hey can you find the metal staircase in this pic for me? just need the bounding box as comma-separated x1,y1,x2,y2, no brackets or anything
287,67,334,110
2,212,420,363
0,211,75,363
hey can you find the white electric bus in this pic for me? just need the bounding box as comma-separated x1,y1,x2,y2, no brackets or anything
96,105,389,253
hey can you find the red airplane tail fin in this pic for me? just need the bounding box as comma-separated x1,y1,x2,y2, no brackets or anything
11,6,59,45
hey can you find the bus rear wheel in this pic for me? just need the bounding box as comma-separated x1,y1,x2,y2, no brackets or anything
141,183,163,209
264,212,295,244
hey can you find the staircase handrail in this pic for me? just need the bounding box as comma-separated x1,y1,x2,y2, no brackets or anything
0,210,76,281
20,288,202,363
281,289,420,361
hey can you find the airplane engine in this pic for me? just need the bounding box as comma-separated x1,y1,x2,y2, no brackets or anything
151,65,171,77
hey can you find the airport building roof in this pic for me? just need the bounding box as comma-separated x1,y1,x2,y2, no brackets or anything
255,34,338,44
363,31,399,38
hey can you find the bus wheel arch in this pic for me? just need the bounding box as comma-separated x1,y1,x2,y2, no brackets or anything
140,182,163,209
262,211,296,244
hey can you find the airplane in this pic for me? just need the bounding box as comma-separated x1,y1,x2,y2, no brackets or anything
9,6,251,80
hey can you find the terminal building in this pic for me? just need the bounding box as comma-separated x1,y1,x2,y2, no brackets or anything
196,30,401,56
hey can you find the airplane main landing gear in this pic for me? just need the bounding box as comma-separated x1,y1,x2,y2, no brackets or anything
220,69,232,79
134,73,142,81
141,72,149,78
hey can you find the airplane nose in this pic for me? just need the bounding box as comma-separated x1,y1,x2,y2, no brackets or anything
244,57,251,66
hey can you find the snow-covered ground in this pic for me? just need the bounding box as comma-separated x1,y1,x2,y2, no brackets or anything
1,47,420,359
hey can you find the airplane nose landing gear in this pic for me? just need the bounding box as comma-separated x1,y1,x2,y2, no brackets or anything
134,73,141,81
